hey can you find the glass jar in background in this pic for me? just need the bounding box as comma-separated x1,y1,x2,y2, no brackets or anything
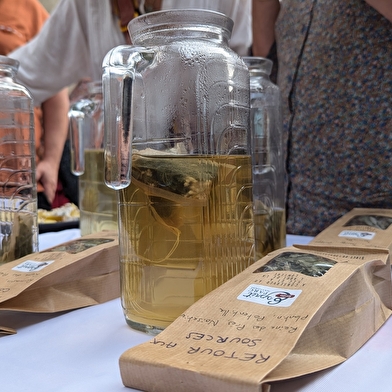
0,55,38,263
68,81,117,236
103,9,254,334
244,57,286,260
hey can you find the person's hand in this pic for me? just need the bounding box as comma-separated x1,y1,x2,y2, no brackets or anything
37,88,70,206
35,159,59,205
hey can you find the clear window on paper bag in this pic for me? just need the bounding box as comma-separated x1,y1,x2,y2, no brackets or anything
44,238,114,254
344,215,392,230
254,252,336,277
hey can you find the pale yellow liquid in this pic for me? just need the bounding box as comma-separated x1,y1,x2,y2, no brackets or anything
79,149,118,235
119,154,255,333
253,208,286,260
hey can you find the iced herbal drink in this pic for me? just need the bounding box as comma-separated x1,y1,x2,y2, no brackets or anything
118,154,254,333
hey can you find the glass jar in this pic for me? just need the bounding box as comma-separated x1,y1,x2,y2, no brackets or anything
244,57,286,260
103,9,254,334
0,55,38,263
69,81,118,236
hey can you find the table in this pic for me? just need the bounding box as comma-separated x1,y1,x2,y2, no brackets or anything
0,231,391,392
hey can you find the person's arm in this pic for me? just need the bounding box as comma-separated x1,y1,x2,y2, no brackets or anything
365,0,392,22
8,0,92,105
36,88,70,204
251,0,280,57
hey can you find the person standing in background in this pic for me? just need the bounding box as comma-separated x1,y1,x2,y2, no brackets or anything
252,0,392,236
0,0,70,209
8,0,251,107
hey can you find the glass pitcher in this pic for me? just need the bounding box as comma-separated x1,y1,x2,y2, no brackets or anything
0,55,38,263
244,57,286,260
103,9,254,334
69,81,117,236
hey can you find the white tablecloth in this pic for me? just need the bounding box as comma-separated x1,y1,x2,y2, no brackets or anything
0,231,391,392
38,228,82,251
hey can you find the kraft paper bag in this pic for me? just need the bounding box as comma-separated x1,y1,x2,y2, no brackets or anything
311,208,392,253
0,231,119,335
119,245,392,392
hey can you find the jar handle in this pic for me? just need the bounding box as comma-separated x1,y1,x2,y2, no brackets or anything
68,99,94,175
102,45,154,190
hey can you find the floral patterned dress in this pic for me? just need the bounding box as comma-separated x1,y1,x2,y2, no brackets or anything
275,0,392,235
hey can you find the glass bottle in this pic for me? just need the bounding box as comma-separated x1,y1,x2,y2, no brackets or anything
69,81,117,235
103,9,254,334
0,55,38,263
244,57,286,260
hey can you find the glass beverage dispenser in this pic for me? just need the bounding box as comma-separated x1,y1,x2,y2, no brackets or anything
0,55,38,263
69,81,117,235
244,57,286,260
103,9,254,334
